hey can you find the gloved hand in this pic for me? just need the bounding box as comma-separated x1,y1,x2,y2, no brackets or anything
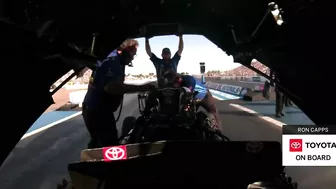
176,24,183,37
145,35,154,40
140,26,154,39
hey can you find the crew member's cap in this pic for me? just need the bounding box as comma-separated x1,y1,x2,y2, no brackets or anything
162,48,171,54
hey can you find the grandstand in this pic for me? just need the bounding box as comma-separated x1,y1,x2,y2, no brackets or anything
206,60,269,77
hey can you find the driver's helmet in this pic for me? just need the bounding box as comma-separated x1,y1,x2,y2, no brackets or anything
162,69,182,88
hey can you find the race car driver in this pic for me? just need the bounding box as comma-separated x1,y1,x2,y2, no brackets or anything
181,74,222,131
144,70,222,131
82,39,156,148
145,35,184,88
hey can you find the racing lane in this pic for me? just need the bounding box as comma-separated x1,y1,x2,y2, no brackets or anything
0,94,335,189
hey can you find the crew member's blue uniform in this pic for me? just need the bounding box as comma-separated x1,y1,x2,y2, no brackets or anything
181,75,208,100
150,52,181,88
82,51,125,148
83,51,125,111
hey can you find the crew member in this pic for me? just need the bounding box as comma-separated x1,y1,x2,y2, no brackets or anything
145,35,184,88
284,95,293,107
270,69,285,117
182,74,223,131
82,39,156,148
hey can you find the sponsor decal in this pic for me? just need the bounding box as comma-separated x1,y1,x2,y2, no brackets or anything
289,139,302,152
246,141,264,153
220,84,242,95
103,145,127,161
252,76,261,82
283,133,336,166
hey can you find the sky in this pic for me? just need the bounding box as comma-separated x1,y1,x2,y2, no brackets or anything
125,35,241,75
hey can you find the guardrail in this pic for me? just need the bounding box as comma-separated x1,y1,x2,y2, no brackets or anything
194,76,268,82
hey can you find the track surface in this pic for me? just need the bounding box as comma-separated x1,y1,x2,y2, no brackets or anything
0,87,335,189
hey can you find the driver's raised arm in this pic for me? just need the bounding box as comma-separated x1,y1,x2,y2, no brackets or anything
171,35,184,67
146,37,160,68
177,35,184,56
145,37,153,57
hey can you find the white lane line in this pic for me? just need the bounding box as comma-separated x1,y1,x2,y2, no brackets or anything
21,111,82,140
229,104,286,128
208,89,241,100
212,95,225,100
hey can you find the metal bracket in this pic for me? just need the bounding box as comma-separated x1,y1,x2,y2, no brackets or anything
229,25,240,46
250,8,272,39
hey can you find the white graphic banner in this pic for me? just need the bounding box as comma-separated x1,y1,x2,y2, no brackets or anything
282,134,336,166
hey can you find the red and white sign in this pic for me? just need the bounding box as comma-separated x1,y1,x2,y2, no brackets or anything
103,145,127,161
282,135,336,166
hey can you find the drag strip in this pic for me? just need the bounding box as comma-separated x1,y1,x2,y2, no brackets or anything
0,93,334,189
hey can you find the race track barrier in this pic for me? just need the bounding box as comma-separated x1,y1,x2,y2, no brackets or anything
195,76,268,82
68,78,258,105
205,82,250,96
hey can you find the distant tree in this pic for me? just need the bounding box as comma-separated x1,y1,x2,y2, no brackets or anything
181,72,185,75
186,72,189,75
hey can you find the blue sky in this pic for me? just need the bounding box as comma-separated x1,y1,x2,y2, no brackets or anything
125,35,241,75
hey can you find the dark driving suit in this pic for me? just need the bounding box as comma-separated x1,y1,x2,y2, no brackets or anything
270,69,284,117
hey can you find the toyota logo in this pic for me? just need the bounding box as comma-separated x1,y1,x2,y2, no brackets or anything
104,147,126,160
246,142,263,153
291,142,301,149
